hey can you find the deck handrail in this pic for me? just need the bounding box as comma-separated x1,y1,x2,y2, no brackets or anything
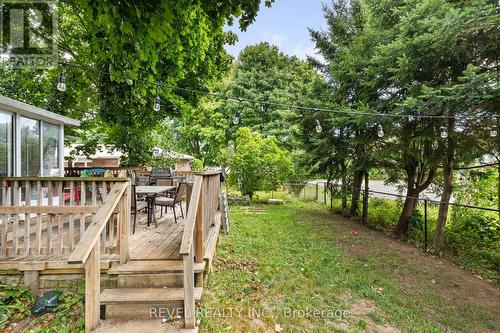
179,172,221,329
179,175,203,256
67,181,131,333
68,181,128,264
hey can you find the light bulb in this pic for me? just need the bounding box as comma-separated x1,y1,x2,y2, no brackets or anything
57,72,66,92
440,126,448,139
490,125,497,137
153,95,161,111
315,119,322,133
377,124,384,138
233,111,241,125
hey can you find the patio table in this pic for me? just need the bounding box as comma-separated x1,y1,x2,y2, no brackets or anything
136,185,176,227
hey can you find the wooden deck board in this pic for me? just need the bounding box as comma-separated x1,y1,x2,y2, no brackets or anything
129,207,185,260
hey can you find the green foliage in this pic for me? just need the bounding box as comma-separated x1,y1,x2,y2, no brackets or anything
0,284,35,329
228,127,292,198
0,283,85,332
303,0,499,235
447,170,500,278
191,158,204,172
0,0,275,165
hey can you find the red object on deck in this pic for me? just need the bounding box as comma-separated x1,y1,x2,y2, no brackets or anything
63,186,80,205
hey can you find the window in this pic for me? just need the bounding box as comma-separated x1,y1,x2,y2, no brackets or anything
42,122,60,176
0,112,13,176
20,117,40,176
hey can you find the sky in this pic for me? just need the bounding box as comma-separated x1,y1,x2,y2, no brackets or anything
224,0,327,60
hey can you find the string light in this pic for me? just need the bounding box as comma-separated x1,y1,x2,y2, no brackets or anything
233,111,241,125
52,61,496,122
440,126,448,139
490,125,497,137
377,124,384,138
57,71,66,92
315,119,322,133
153,94,161,112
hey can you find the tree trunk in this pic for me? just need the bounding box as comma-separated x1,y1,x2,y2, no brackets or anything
434,116,456,251
350,170,363,216
362,171,369,224
341,162,348,213
394,188,417,236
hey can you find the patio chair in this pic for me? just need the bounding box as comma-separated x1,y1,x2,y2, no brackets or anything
154,182,186,223
156,178,176,197
132,184,148,234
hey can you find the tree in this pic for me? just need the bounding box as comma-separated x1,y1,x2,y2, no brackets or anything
228,127,292,199
222,43,324,146
306,0,382,216
1,0,275,164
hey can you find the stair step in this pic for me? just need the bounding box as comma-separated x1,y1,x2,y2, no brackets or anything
108,260,206,275
117,273,183,288
100,287,203,305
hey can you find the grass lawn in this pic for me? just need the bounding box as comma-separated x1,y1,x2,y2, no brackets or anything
200,200,499,333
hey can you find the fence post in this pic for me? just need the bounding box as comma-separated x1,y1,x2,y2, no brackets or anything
424,199,428,252
315,183,319,201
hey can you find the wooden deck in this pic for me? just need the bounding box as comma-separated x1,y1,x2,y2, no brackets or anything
129,207,186,260
0,205,187,269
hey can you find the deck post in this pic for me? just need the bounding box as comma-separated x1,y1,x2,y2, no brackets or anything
85,241,101,333
118,182,130,264
194,177,205,263
183,243,196,329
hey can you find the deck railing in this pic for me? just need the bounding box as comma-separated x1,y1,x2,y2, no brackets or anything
68,181,130,333
64,166,147,177
174,170,196,182
0,177,128,257
179,171,221,329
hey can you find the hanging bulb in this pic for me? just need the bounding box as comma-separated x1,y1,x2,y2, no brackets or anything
440,126,448,139
490,125,497,137
315,119,322,133
233,111,241,125
153,95,161,111
57,72,66,92
377,124,384,138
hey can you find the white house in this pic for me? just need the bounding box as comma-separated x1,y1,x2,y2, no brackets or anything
0,95,80,177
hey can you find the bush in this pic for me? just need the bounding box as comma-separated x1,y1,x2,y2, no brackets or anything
447,207,500,278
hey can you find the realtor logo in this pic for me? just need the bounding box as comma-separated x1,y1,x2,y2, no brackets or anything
0,0,58,68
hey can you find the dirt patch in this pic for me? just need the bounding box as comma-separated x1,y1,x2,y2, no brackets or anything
214,257,258,274
324,211,500,323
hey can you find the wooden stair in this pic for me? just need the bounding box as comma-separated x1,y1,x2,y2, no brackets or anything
100,287,203,304
107,260,206,274
101,260,206,321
